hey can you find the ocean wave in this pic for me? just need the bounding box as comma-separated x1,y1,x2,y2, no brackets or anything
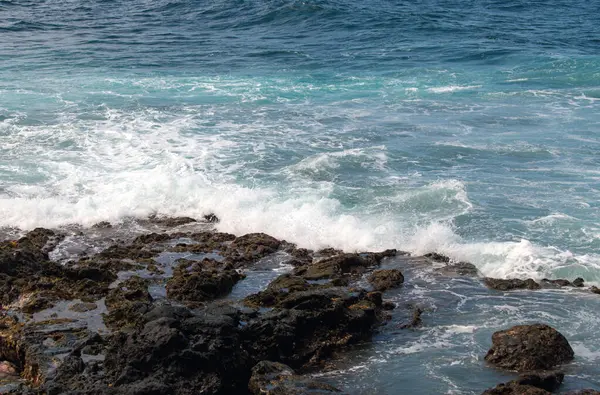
427,85,482,93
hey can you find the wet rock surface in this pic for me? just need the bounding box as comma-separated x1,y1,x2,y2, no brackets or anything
482,371,564,394
248,361,341,394
166,259,245,307
1,225,597,394
0,226,399,394
485,324,574,372
367,269,404,291
484,278,541,291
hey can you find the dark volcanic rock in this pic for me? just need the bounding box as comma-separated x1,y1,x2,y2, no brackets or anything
203,213,220,223
482,384,550,394
102,305,250,395
590,286,600,295
242,287,388,370
482,371,564,395
424,252,450,263
166,259,245,306
367,269,404,292
104,276,153,330
399,307,423,329
146,215,197,227
294,250,396,281
0,229,115,312
572,277,585,287
541,278,586,288
436,262,479,277
248,361,341,394
485,324,574,372
225,233,282,265
484,278,541,291
91,221,112,229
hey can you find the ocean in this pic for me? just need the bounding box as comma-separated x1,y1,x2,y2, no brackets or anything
1,0,600,393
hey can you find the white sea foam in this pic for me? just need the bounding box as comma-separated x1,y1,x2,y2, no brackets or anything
427,85,482,93
2,84,600,282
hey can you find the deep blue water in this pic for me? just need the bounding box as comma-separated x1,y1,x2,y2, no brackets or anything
2,0,600,392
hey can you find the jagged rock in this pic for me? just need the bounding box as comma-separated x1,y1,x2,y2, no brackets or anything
482,371,564,394
0,231,114,312
91,221,112,229
69,302,98,313
367,269,404,291
203,213,220,223
399,307,423,329
485,324,574,372
224,233,282,265
146,215,197,227
424,252,450,262
166,259,245,306
294,250,396,281
572,277,585,287
102,305,250,395
590,286,600,295
104,276,153,330
242,287,388,370
436,262,479,277
248,361,341,394
484,278,541,291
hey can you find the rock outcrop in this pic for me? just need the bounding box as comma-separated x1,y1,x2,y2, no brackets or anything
485,324,574,371
482,371,564,394
248,361,340,394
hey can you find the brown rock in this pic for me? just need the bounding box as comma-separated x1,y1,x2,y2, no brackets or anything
367,269,404,292
248,361,341,394
485,324,574,372
484,278,541,291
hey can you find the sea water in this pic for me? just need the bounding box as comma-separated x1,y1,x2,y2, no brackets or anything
1,0,600,393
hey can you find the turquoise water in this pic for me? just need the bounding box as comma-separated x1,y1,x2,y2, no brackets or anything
1,1,600,392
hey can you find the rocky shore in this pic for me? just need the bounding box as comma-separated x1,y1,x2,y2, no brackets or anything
1,217,599,394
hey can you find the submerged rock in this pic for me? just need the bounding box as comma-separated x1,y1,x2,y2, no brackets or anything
367,269,404,292
484,278,541,291
248,361,341,394
399,307,423,329
485,324,574,372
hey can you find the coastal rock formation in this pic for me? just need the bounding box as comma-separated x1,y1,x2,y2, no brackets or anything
367,269,404,291
482,371,564,394
484,278,541,291
104,276,154,330
485,324,574,371
436,262,479,277
166,258,245,307
248,361,341,394
293,250,396,281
